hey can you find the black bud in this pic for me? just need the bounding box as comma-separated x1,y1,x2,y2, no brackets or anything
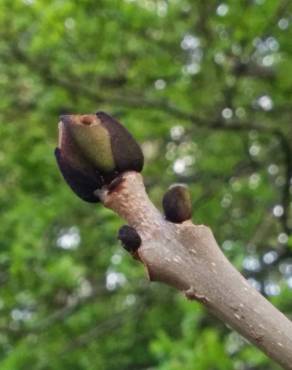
162,184,192,223
118,225,141,252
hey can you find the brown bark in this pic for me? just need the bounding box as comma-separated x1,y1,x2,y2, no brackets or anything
97,171,292,370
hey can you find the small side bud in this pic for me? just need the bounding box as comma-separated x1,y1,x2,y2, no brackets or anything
162,184,192,223
118,225,142,252
55,112,144,202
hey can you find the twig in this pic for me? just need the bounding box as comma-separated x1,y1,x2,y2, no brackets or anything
99,171,292,369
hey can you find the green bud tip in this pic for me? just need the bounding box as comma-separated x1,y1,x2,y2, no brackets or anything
118,225,142,252
162,184,192,223
55,112,144,202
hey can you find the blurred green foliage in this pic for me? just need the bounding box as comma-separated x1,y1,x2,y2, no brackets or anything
0,0,292,369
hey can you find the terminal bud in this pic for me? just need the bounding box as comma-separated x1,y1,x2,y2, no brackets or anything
55,112,144,202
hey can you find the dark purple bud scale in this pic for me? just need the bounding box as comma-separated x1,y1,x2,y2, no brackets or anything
55,148,102,202
162,184,192,223
96,112,144,173
118,225,142,252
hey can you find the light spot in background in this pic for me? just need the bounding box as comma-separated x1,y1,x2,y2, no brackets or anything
173,158,186,174
257,95,273,111
253,37,263,50
268,164,279,175
232,43,242,56
179,141,197,152
222,107,233,119
226,75,236,87
154,79,166,90
216,3,229,17
182,62,201,75
191,48,202,61
262,54,275,67
230,178,242,192
263,251,278,264
170,125,185,140
124,294,136,306
235,107,246,118
165,142,176,161
106,271,126,291
275,175,285,187
67,295,78,307
253,37,279,55
278,18,289,30
214,52,226,65
226,332,245,355
183,155,194,166
131,0,167,16
77,278,93,298
287,276,292,288
279,261,292,277
278,233,288,244
222,240,234,251
181,34,200,50
157,1,168,17
64,18,75,30
249,143,261,156
11,308,32,322
141,141,159,160
264,281,280,296
57,226,80,250
219,28,229,40
23,0,34,4
181,34,202,76
273,204,284,218
149,29,162,41
247,278,261,291
231,208,242,218
172,157,193,176
111,253,122,265
249,173,261,189
266,37,279,52
249,130,258,140
181,3,191,12
142,0,155,11
243,256,261,272
221,193,232,208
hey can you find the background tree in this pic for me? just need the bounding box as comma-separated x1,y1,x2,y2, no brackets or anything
0,0,292,369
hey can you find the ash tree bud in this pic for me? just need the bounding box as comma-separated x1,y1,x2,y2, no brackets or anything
55,112,144,202
118,225,141,252
162,184,192,223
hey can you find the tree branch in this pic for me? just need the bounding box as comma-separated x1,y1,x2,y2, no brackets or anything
98,171,292,370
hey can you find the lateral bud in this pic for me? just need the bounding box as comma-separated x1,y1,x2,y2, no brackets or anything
162,184,192,223
118,225,142,253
